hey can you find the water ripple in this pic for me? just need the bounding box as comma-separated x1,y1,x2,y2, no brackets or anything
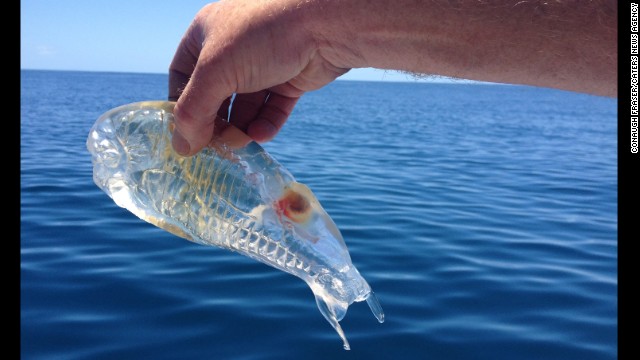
21,71,617,359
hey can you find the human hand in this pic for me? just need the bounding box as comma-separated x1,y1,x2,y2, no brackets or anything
169,0,617,157
168,0,351,156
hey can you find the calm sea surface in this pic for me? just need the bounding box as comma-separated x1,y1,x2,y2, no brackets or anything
21,70,617,359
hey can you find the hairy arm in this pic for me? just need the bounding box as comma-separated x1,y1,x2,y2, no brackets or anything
317,0,617,96
169,0,617,155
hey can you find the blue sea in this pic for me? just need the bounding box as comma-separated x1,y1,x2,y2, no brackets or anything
21,70,617,359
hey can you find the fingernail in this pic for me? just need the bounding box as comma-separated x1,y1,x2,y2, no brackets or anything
172,130,191,156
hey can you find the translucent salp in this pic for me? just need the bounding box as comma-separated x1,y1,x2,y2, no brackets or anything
87,101,384,349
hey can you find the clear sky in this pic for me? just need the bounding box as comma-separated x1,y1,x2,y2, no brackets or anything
21,0,461,83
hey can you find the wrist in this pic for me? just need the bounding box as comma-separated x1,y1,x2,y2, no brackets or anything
301,0,368,69
302,0,432,71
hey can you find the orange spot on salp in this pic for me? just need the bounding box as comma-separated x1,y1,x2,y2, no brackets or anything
276,188,312,223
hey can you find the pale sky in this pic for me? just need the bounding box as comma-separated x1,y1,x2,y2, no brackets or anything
20,0,459,83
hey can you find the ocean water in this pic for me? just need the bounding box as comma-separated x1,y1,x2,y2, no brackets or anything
21,70,617,359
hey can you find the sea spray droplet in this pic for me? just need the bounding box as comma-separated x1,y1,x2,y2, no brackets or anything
86,101,383,349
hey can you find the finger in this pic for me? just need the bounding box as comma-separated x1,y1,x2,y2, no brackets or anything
229,91,270,132
168,4,238,156
168,19,203,102
172,90,228,156
168,14,209,156
172,45,236,156
168,69,190,102
246,92,300,143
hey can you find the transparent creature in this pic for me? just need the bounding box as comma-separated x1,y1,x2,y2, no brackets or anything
86,101,384,350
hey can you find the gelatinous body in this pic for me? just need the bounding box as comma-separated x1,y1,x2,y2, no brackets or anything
86,101,383,349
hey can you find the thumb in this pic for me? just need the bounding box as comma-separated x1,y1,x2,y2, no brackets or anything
169,8,237,157
171,57,233,156
168,3,235,156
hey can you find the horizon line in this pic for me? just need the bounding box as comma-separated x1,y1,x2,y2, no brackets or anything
20,67,504,86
